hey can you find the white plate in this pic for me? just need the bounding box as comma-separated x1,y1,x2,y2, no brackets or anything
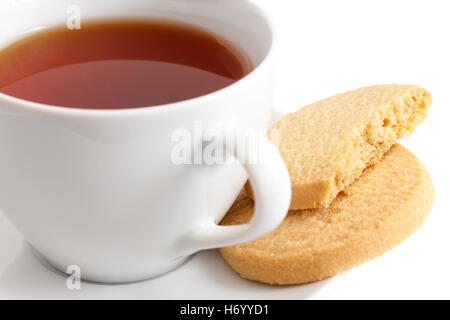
0,105,448,300
0,212,343,300
1,100,449,300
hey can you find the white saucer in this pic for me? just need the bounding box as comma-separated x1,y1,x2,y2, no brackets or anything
0,212,343,300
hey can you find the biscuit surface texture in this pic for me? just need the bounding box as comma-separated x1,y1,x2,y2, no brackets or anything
221,145,434,285
248,85,432,210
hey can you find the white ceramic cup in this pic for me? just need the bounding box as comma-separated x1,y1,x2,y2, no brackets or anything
0,0,291,283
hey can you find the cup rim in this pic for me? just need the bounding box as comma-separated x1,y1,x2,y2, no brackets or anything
0,0,276,118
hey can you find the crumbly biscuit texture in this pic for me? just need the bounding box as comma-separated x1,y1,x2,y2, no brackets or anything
247,85,432,210
221,145,434,285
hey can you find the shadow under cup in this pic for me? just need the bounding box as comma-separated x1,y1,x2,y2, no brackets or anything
0,0,277,283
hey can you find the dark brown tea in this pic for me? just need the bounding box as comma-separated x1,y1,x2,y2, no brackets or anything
0,20,253,109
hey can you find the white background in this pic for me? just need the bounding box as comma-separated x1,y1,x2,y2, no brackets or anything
261,0,450,299
0,0,449,300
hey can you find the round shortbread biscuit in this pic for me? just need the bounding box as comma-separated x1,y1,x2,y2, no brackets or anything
247,85,432,210
220,145,434,285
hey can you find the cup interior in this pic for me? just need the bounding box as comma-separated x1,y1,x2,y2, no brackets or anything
0,0,273,69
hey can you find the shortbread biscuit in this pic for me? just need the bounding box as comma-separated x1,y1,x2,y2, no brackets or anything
247,85,432,210
221,145,434,285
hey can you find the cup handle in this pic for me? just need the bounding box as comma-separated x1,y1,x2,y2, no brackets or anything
177,131,291,256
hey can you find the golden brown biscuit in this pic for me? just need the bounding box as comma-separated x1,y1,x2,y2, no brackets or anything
247,85,432,210
221,145,434,285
